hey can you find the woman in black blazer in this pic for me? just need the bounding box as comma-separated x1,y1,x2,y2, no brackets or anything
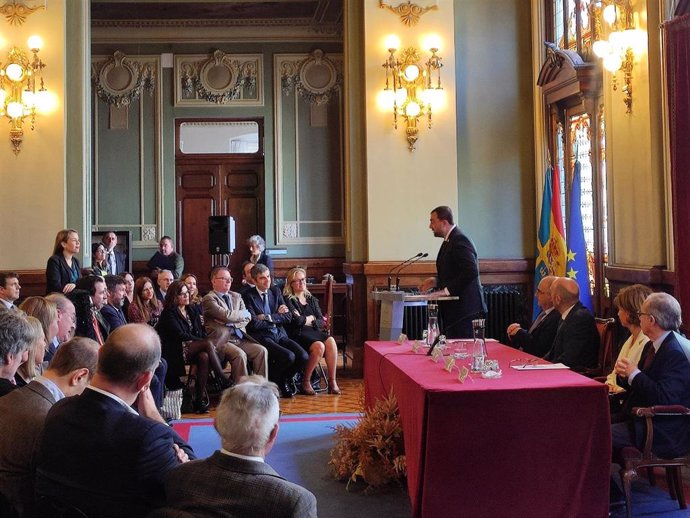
247,234,274,274
45,229,82,294
156,281,230,413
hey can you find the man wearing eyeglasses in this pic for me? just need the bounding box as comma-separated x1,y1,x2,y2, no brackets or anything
202,266,268,383
506,275,560,357
612,292,690,459
44,293,76,362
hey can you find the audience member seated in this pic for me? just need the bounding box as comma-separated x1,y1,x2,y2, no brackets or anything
605,284,653,393
0,271,21,311
239,260,256,296
90,242,109,277
35,324,195,517
611,292,690,459
14,315,50,389
506,275,560,357
147,236,184,279
203,266,268,383
44,293,76,362
180,273,203,314
243,264,308,398
162,377,317,518
0,337,98,517
101,275,128,331
101,231,126,275
247,235,274,275
129,276,163,327
284,267,341,395
544,277,599,370
70,275,109,346
156,281,232,414
0,311,33,397
121,271,135,320
45,229,82,294
155,269,174,304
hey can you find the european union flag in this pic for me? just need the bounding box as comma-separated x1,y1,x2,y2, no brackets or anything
566,161,593,312
533,166,566,320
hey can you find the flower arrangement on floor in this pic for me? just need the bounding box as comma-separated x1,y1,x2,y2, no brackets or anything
329,389,406,493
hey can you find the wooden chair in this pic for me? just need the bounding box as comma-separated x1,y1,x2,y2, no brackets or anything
323,274,349,367
620,405,690,518
579,317,616,377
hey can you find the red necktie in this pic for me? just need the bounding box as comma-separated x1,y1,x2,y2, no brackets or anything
92,314,104,346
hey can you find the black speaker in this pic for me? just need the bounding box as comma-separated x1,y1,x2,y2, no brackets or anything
208,216,236,254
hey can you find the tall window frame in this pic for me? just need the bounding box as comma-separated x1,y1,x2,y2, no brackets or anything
538,0,609,315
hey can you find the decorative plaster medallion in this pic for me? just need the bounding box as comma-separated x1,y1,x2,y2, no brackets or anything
281,49,342,105
179,50,258,104
92,51,156,107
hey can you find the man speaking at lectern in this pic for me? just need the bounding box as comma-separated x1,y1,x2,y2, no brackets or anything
420,206,486,338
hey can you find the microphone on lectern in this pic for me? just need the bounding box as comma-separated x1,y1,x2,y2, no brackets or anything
387,253,424,291
396,252,428,290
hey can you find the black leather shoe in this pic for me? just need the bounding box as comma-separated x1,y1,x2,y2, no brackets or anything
280,381,296,398
193,400,209,414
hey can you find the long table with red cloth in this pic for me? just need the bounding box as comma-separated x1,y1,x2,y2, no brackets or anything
364,340,611,518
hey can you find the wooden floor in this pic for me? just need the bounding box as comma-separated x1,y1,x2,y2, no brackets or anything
181,361,364,419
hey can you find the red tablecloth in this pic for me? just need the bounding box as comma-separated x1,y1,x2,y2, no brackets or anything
364,340,611,518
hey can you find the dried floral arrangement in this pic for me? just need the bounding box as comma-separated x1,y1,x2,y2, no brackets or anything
329,389,406,492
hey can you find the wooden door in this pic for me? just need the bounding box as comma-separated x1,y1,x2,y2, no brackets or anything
175,119,264,293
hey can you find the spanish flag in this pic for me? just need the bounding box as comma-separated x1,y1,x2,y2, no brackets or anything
533,166,566,319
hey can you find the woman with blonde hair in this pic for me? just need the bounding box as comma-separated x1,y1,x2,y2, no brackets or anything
16,296,59,385
46,229,82,294
128,276,163,327
15,316,46,386
180,273,203,311
605,284,654,393
283,267,340,395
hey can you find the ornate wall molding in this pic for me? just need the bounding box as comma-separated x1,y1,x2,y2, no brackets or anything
174,51,263,107
0,0,44,26
280,49,342,106
378,0,438,26
91,51,156,108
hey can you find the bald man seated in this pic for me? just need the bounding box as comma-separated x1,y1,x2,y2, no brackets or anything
543,277,599,370
0,337,98,517
35,324,195,517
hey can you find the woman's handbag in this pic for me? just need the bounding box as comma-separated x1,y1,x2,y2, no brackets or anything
161,388,183,421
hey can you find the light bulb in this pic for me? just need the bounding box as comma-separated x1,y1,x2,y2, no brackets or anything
27,35,43,51
21,89,35,106
5,63,23,81
405,101,421,117
603,4,617,24
608,31,625,52
403,64,420,82
394,88,407,105
422,34,442,52
7,101,23,118
35,90,56,113
603,53,622,71
384,35,400,52
592,40,611,58
377,89,395,111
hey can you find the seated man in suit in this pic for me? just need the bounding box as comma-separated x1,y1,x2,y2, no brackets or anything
243,264,308,398
155,269,174,304
0,311,33,397
44,293,76,362
35,324,195,518
101,274,128,331
0,271,21,311
544,277,599,370
101,231,126,275
162,377,317,518
612,292,690,459
507,275,560,357
202,266,268,382
0,337,98,517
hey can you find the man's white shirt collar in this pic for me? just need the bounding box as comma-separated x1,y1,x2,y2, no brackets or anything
35,376,65,401
86,385,138,415
444,225,457,242
220,447,264,463
560,302,577,321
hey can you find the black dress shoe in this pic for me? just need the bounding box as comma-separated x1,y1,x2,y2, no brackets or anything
280,381,296,398
193,400,210,414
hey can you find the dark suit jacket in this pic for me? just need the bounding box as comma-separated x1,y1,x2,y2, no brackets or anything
156,305,206,386
104,248,126,274
100,303,128,331
509,308,561,358
67,289,110,343
45,254,82,294
243,286,293,341
163,451,317,518
35,388,195,518
0,380,57,517
618,332,690,457
147,252,184,279
0,378,17,397
544,301,599,370
435,227,487,336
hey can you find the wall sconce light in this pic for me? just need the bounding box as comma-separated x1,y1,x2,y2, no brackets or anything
381,38,443,151
591,0,645,113
0,35,49,155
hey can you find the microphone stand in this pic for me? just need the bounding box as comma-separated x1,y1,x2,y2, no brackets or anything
395,252,428,290
387,253,422,291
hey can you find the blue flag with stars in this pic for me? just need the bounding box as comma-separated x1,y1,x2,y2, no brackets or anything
566,160,593,312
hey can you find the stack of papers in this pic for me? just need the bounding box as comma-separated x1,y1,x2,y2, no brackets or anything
510,363,570,370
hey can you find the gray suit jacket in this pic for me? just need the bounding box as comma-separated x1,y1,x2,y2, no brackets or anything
163,450,317,518
202,290,254,343
0,380,57,516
